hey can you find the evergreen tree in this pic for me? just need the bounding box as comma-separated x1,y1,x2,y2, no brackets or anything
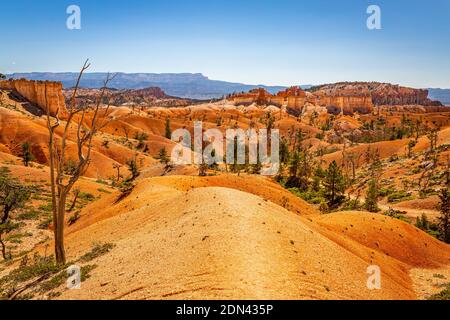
323,160,345,208
365,179,379,212
165,117,172,139
438,188,450,243
0,168,31,260
134,132,148,150
158,147,172,173
20,142,35,167
126,158,140,180
415,213,430,231
158,148,169,165
288,151,300,177
279,137,290,165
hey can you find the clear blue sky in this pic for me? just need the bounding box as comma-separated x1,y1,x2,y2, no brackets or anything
1,0,450,88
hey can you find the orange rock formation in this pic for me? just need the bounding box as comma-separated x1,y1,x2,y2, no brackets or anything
0,79,67,117
229,86,373,115
229,82,445,116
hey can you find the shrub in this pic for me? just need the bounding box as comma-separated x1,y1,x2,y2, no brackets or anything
79,243,116,263
427,283,450,300
387,191,412,203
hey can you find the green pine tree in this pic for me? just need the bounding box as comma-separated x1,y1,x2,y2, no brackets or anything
20,142,35,167
323,160,345,208
365,179,379,212
438,188,450,243
165,117,172,139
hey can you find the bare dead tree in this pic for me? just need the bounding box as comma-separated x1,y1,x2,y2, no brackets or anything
347,152,361,181
121,124,131,141
46,60,114,264
112,163,122,181
68,187,80,212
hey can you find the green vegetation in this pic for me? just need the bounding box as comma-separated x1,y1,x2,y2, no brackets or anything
79,242,116,263
19,142,35,167
158,147,172,173
0,255,63,287
134,132,148,150
378,185,396,197
365,179,380,212
0,167,32,260
126,158,140,180
415,213,441,239
427,283,450,300
387,190,413,203
165,117,172,139
322,161,346,209
0,252,98,299
384,208,410,223
437,188,450,244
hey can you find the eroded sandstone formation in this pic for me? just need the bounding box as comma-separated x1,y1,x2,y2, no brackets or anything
229,86,373,115
229,82,444,116
0,79,67,117
312,82,442,107
315,93,374,115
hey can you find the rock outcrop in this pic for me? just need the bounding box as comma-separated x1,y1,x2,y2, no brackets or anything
315,93,373,115
228,88,272,106
63,87,193,108
228,86,373,115
312,82,442,107
0,79,67,117
211,82,446,117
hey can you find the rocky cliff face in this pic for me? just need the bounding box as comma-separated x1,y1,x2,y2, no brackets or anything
311,82,442,107
229,86,372,115
315,94,374,115
225,82,446,116
0,79,67,117
371,85,440,106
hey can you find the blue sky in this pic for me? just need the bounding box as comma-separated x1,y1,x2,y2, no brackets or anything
1,0,450,88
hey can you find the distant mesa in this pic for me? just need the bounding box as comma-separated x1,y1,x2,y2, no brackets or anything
6,72,286,100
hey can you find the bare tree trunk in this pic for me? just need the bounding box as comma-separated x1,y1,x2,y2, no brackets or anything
1,206,11,224
0,233,7,260
45,84,60,264
68,189,80,212
45,61,113,265
55,193,67,263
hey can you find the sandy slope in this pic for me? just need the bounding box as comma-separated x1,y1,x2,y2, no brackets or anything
49,176,450,300
308,212,450,268
0,106,154,179
322,127,450,166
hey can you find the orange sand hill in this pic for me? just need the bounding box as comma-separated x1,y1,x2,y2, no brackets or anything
322,127,450,166
47,175,450,300
66,175,317,234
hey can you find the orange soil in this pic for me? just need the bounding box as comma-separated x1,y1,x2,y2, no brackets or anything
0,106,155,179
48,176,450,300
322,127,450,166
